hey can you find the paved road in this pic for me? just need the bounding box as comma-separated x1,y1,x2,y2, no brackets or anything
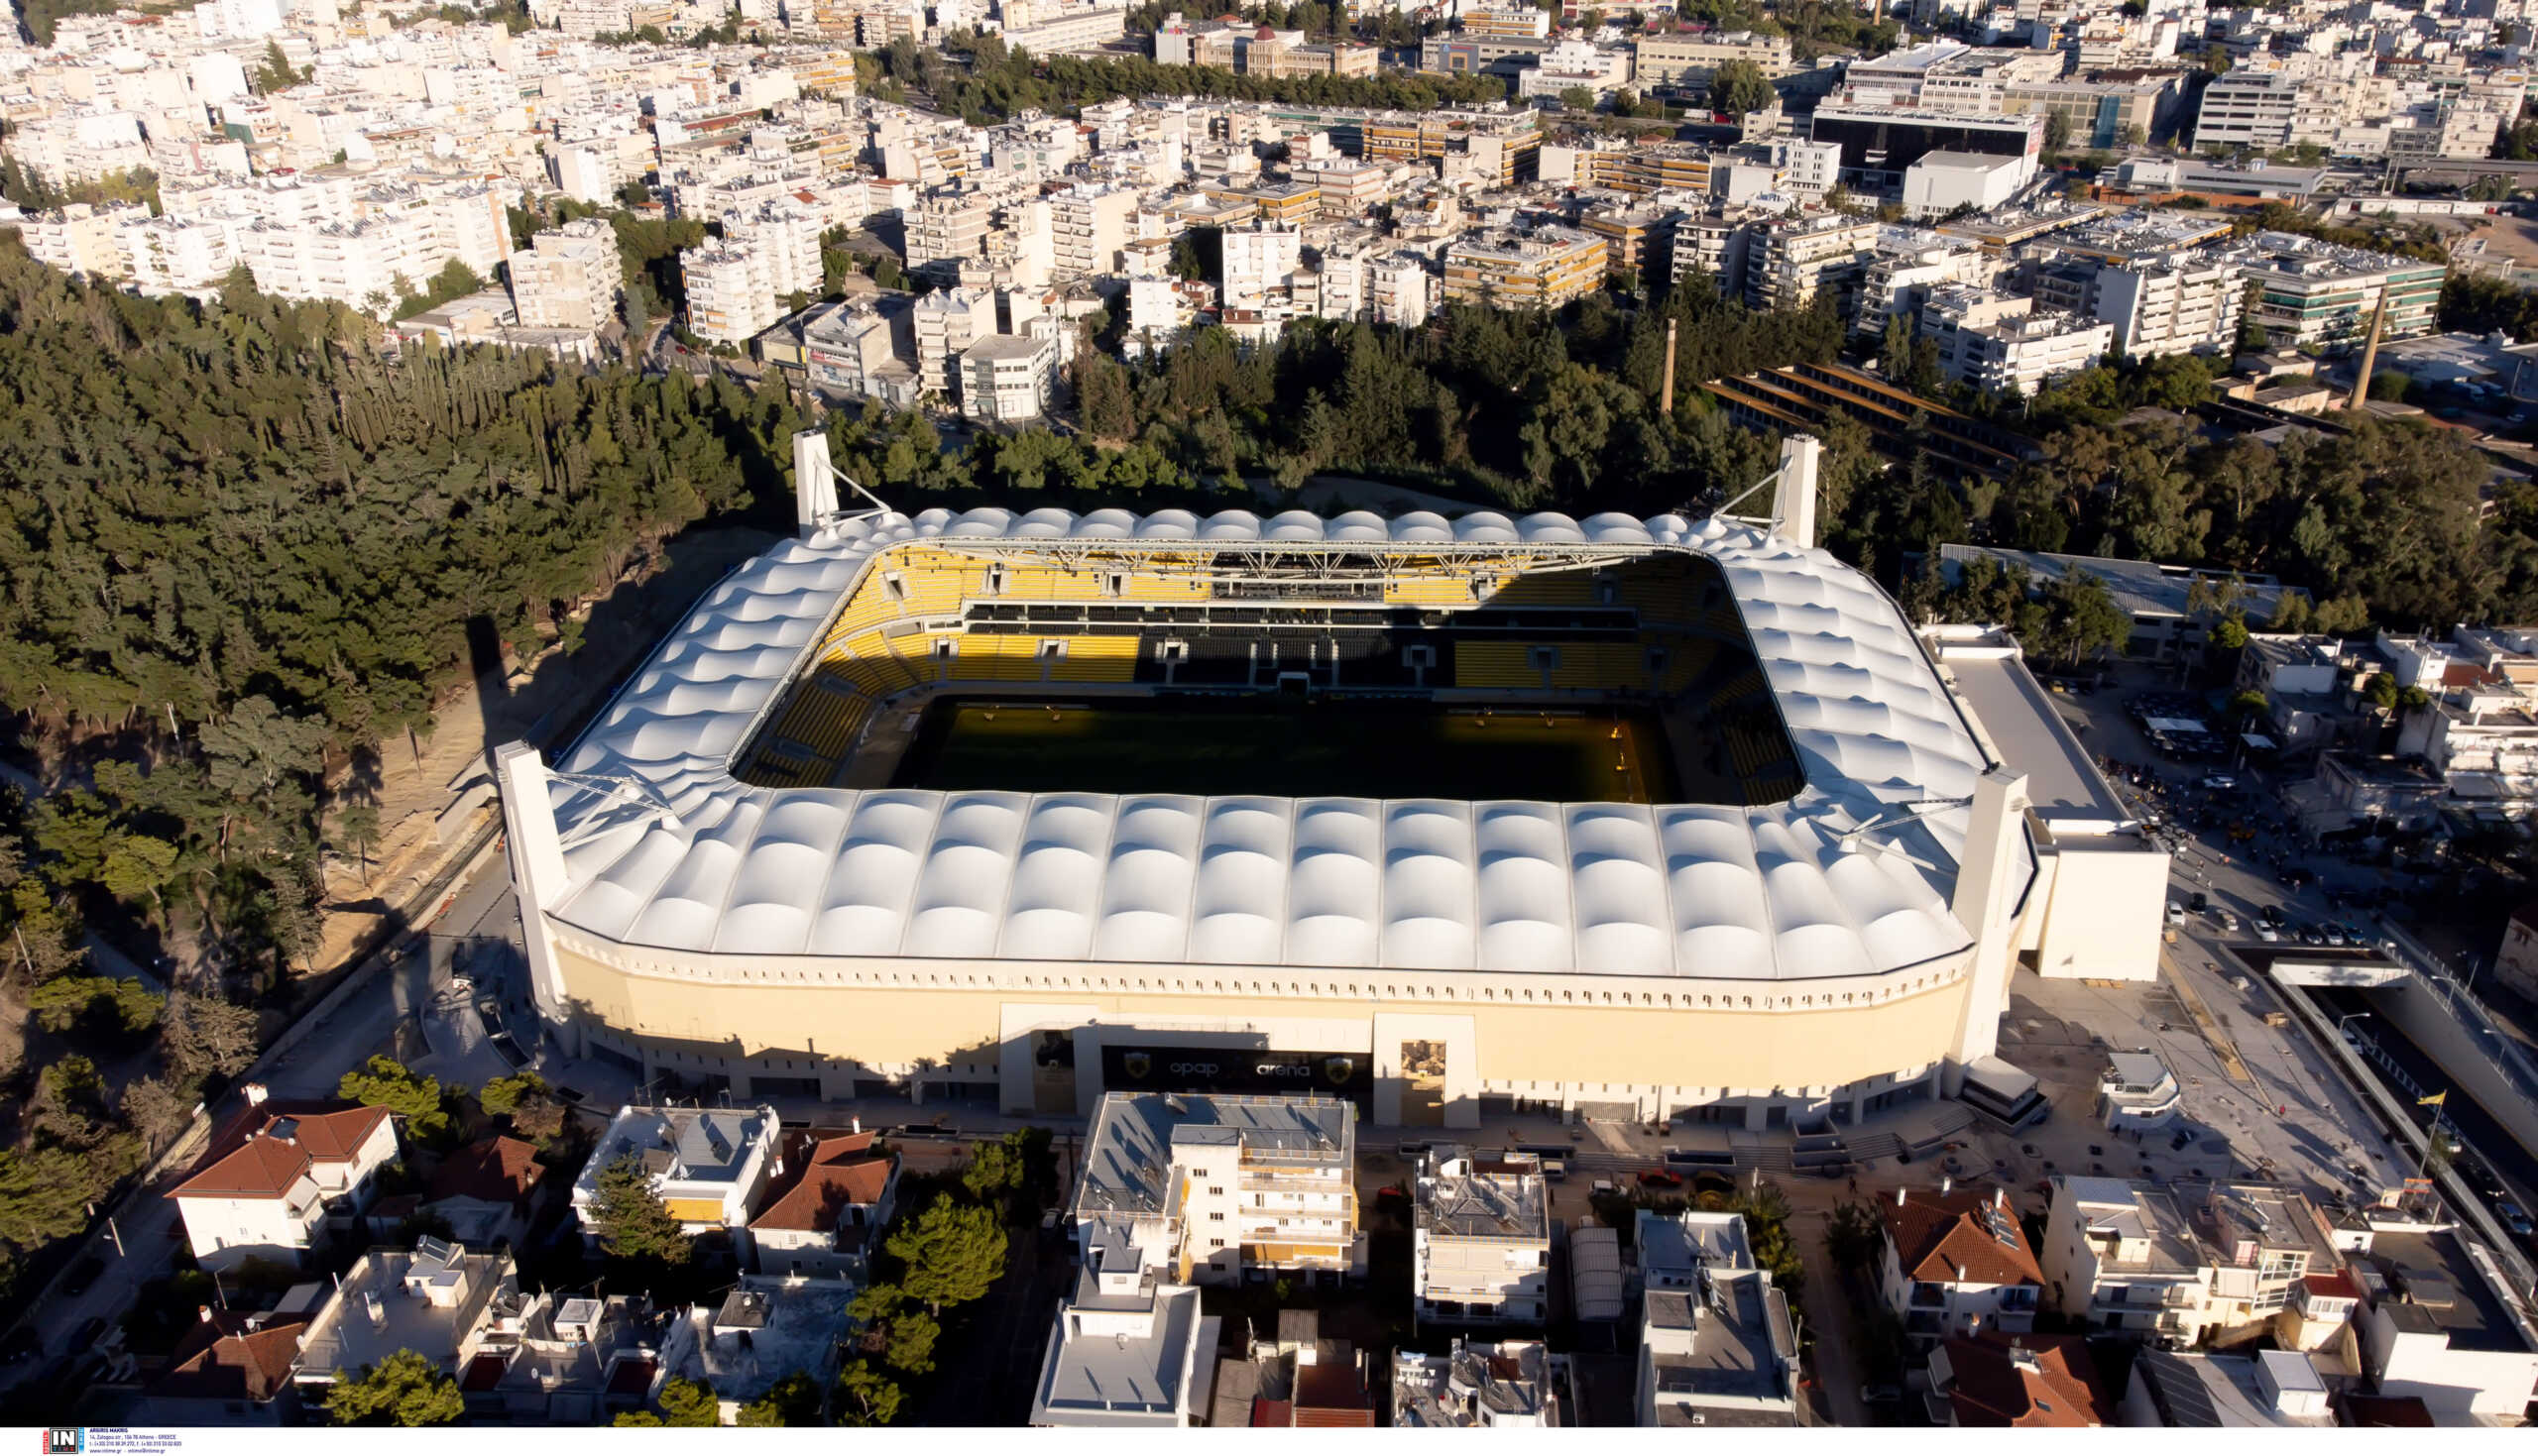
1786,1200,1868,1428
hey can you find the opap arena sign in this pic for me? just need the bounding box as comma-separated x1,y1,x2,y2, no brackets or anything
1103,1043,1372,1107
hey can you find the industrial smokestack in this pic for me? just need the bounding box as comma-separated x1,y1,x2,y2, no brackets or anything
1662,318,1678,416
2347,298,2387,414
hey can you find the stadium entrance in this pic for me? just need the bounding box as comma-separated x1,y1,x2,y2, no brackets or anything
1100,1043,1376,1111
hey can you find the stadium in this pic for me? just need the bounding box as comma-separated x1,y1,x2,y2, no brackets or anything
494,432,2133,1132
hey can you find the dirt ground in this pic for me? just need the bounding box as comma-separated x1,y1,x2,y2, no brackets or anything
304,523,779,974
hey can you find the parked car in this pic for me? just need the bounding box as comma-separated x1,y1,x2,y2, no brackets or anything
2213,909,2241,932
2188,891,2210,915
1639,1169,1684,1190
2298,927,2325,947
2498,1201,2536,1239
2255,922,2280,942
2261,904,2285,927
2165,900,2186,926
2200,773,2238,791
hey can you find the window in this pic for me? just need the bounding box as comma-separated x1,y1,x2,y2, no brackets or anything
1210,1238,1225,1248
1209,1186,1223,1196
1210,1212,1224,1221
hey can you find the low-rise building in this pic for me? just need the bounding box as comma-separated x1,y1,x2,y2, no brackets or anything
508,217,621,336
138,1309,311,1425
1632,1251,1800,1427
172,1095,399,1272
293,1240,518,1396
2238,232,2444,352
572,1104,781,1246
1392,1339,1566,1426
1874,1184,2044,1347
746,1128,897,1281
1413,1149,1550,1327
1030,1238,1214,1427
2096,1052,2182,1133
2346,1211,2538,1424
2121,1347,2335,1427
2039,1176,2338,1345
656,1278,858,1425
423,1135,549,1251
458,1290,660,1425
1903,151,2028,220
1926,1331,2112,1426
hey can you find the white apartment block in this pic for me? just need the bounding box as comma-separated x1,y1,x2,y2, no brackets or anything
961,332,1060,424
1049,183,1137,279
802,297,921,407
1221,222,1301,311
19,203,142,280
118,214,240,296
2193,67,2301,150
681,246,783,345
234,217,446,314
722,196,826,299
508,218,622,335
1370,254,1437,328
1919,286,2113,396
1632,1216,1800,1427
1412,1150,1550,1327
906,187,994,273
1744,213,1877,314
912,284,997,398
1072,1092,1365,1289
1030,1237,1214,1427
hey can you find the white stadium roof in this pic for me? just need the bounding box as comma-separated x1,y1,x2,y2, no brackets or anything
542,506,2021,982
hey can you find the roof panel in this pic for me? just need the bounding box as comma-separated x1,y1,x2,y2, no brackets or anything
538,508,2019,980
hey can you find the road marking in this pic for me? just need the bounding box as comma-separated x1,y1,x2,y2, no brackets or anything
2160,952,2255,1085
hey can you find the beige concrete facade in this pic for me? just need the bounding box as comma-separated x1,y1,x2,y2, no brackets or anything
541,934,1975,1129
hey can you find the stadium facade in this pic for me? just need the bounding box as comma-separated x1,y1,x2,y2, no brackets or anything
494,434,2150,1130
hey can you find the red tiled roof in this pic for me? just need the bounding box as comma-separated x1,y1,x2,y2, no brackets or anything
1251,1399,1293,1426
1292,1362,1375,1425
150,1312,310,1403
2302,1270,2361,1300
173,1103,391,1200
1879,1186,2043,1288
428,1136,546,1208
750,1132,893,1233
1938,1333,2110,1428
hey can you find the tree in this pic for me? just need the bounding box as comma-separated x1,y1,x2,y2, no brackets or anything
2366,671,2401,713
2043,108,2073,153
1557,85,1596,112
583,1155,695,1266
619,1376,720,1426
2227,689,2271,727
1825,1200,1886,1273
477,1071,547,1117
834,1361,904,1426
1707,57,1774,117
337,1056,450,1142
883,1193,1007,1312
164,992,261,1082
122,1075,196,1145
323,1349,465,1426
334,801,381,883
851,1283,941,1375
736,1372,823,1426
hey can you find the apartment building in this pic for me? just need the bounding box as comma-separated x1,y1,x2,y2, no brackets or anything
570,1104,781,1240
1873,1185,2045,1347
1516,39,1636,102
1221,221,1302,310
905,186,995,274
172,1095,399,1273
912,284,997,397
1855,232,1988,341
1071,1092,1365,1288
18,202,138,280
1458,5,1552,40
1743,212,1877,314
1363,110,1542,187
1048,182,1137,279
1442,225,1606,309
2238,232,2443,351
1809,105,2043,194
2194,68,2302,150
2347,1211,2538,1423
507,217,621,334
118,213,239,295
681,246,782,345
2040,1177,2336,1344
1920,286,2113,396
1631,30,1793,90
961,332,1061,423
1412,1150,1550,1328
1926,1331,2113,1426
803,295,920,406
2031,245,2245,360
1631,1216,1800,1427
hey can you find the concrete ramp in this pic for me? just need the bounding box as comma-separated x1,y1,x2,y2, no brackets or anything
2266,958,2409,987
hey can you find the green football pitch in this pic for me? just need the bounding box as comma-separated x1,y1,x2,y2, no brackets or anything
890,697,1686,803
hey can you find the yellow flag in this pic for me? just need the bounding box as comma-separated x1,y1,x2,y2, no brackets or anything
2417,1090,2447,1108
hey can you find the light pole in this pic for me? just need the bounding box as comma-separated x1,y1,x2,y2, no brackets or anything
2335,1010,2370,1042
